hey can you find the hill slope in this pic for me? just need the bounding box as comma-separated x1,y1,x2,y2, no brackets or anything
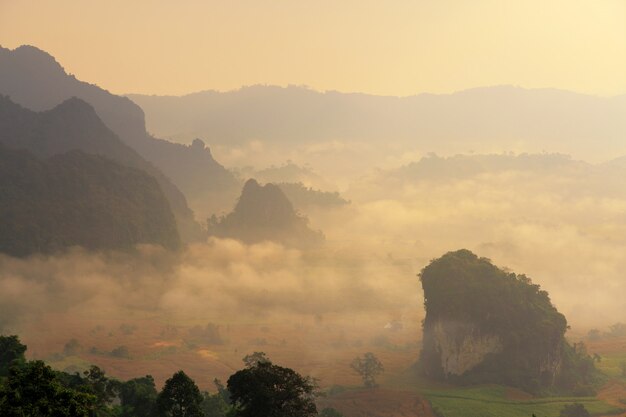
0,45,239,216
128,85,626,161
208,179,324,248
0,145,179,256
0,95,201,241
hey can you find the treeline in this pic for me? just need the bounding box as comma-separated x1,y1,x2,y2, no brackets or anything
0,336,341,417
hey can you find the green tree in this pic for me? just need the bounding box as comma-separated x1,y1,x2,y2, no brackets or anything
350,353,384,388
157,370,203,417
227,360,317,417
0,335,26,377
201,391,230,417
200,378,232,417
118,375,158,417
0,360,95,417
559,403,591,417
83,365,118,413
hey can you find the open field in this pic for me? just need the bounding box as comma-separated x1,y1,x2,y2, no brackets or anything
15,309,626,417
18,310,422,390
421,385,623,417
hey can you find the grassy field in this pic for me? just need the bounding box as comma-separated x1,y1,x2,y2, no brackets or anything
597,352,626,382
420,385,623,417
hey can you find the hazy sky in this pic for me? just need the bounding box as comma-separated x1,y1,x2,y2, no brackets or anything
1,0,625,96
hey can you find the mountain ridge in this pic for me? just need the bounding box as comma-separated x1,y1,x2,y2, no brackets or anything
0,94,200,241
128,84,626,163
0,144,180,256
0,45,240,217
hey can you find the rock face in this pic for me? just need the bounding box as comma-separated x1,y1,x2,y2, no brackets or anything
418,250,575,393
208,179,324,248
430,320,503,376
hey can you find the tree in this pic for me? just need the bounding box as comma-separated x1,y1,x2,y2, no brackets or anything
242,351,270,368
586,329,601,341
200,378,231,417
0,360,95,417
157,370,203,417
63,338,82,356
0,335,26,377
82,365,118,413
350,353,384,388
560,403,591,417
201,391,230,417
118,375,158,417
227,359,317,417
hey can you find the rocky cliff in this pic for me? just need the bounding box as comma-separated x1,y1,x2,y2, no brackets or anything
418,250,595,394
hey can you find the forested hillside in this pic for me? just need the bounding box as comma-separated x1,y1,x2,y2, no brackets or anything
0,145,179,256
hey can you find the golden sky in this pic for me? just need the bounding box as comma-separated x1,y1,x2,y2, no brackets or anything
1,0,625,96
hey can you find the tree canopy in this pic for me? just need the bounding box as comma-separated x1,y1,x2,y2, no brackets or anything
227,359,317,417
156,370,204,417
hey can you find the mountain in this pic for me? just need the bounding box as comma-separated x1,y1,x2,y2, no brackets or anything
207,179,324,248
275,182,349,210
0,45,239,216
0,145,179,257
0,95,200,242
418,250,601,395
128,85,626,162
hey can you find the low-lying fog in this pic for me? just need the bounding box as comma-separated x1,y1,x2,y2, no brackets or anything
3,152,625,332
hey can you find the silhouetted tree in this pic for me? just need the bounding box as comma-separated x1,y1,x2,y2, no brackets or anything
82,365,117,413
0,360,95,416
118,375,158,417
227,359,317,417
350,352,384,388
0,335,26,377
157,370,203,417
242,351,270,368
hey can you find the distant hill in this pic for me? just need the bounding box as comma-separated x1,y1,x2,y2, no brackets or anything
0,45,239,216
276,182,348,210
128,85,626,161
419,249,601,395
348,152,626,203
0,95,200,241
208,179,324,248
0,145,179,256
237,162,335,191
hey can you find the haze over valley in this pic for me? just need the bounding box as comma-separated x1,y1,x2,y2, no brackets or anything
0,2,625,416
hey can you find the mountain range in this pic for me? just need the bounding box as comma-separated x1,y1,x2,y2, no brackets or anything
0,45,240,218
0,94,200,241
129,84,626,162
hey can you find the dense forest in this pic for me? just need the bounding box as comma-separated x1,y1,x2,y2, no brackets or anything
0,145,180,256
0,94,200,242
